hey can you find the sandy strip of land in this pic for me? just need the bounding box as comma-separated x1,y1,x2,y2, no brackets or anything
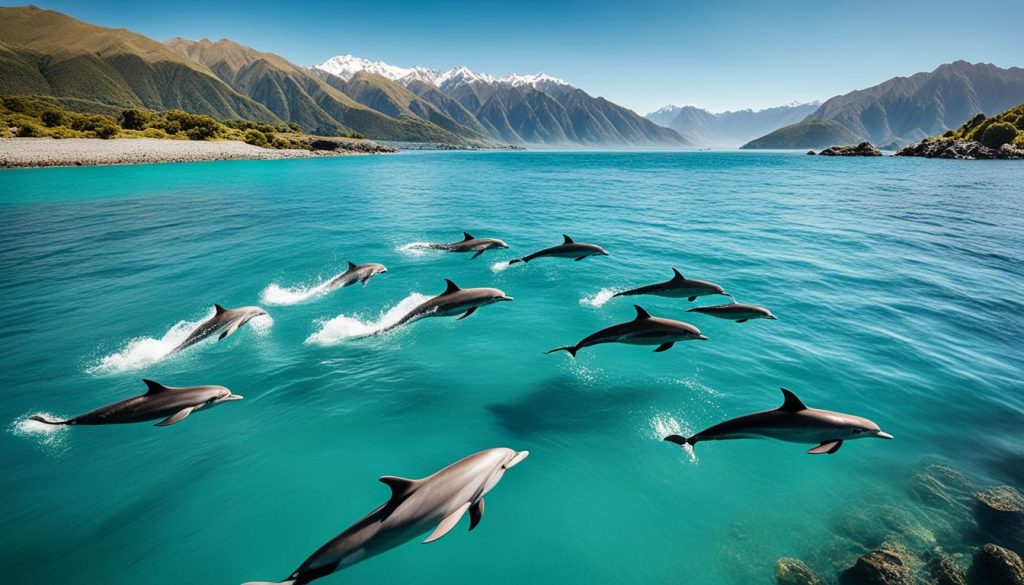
0,137,350,169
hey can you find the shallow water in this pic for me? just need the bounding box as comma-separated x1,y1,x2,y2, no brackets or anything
1,151,1022,584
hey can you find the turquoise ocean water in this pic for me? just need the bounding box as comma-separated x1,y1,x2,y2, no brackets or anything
1,151,1021,584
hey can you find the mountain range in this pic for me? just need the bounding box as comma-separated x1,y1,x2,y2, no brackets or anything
741,61,1024,149
0,6,687,147
645,102,820,147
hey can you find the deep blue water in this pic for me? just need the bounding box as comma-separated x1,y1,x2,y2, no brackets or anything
1,151,1022,584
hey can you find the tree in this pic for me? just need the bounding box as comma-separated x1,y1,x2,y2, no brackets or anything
41,110,66,128
980,122,1017,148
120,109,152,130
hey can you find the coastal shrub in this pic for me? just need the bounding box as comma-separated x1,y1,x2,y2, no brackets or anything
41,110,66,127
243,129,270,148
119,108,153,131
140,127,171,139
92,122,120,139
15,121,44,137
980,122,1017,148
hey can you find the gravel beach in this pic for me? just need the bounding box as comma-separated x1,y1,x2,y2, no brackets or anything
0,138,372,168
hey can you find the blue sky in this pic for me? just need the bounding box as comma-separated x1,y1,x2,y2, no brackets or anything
8,0,1022,114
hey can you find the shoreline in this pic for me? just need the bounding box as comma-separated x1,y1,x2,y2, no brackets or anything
0,137,389,169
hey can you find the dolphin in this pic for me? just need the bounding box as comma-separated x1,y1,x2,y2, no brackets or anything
687,303,777,323
663,388,893,455
29,379,242,427
416,232,509,259
171,304,268,354
507,235,608,264
325,261,388,290
613,268,729,302
381,279,513,333
242,447,529,585
546,305,707,357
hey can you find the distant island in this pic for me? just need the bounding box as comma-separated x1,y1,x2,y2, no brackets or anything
897,104,1024,159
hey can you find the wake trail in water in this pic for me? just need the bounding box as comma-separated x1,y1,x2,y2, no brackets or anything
306,292,431,346
490,260,512,273
398,242,442,257
580,288,623,308
10,413,70,455
88,311,274,374
651,413,698,464
261,280,333,306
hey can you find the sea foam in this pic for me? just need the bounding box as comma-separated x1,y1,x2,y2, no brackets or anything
261,281,333,306
306,292,431,346
10,413,70,455
580,287,622,308
397,242,439,257
650,413,698,463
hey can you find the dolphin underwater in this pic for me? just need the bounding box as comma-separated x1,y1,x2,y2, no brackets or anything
325,261,388,290
664,388,893,455
171,304,268,354
417,232,509,259
380,279,513,333
29,379,242,427
546,305,707,357
613,268,729,302
687,303,776,323
242,447,529,585
507,235,608,264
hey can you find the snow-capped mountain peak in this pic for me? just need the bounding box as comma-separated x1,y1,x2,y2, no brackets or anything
313,55,568,90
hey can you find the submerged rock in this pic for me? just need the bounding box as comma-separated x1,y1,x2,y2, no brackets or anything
967,544,1024,585
774,557,822,585
833,504,937,552
896,138,1024,159
818,142,883,156
975,486,1024,550
839,541,917,585
910,464,972,510
927,550,967,585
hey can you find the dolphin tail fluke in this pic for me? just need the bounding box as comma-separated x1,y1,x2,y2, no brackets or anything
545,346,578,357
663,434,692,447
29,414,68,425
612,289,635,298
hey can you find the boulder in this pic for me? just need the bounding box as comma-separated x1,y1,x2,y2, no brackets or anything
975,486,1024,550
774,557,822,585
927,551,967,585
818,142,883,156
806,150,817,155
967,544,1024,585
839,541,917,585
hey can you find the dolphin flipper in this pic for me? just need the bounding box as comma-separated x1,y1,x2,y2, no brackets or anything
471,250,485,260
469,499,484,531
155,406,194,427
654,342,675,352
736,319,748,323
808,440,843,455
218,321,241,341
574,256,586,261
423,502,471,543
457,307,477,320
688,296,697,302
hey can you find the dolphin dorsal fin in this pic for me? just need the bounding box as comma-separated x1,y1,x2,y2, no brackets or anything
142,379,172,395
672,268,684,280
778,388,808,411
379,476,418,502
443,279,461,294
462,232,474,241
214,304,227,314
348,261,357,269
633,305,652,320
562,234,574,244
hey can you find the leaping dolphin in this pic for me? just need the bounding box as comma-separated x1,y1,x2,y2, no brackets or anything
325,261,388,290
508,235,608,264
242,448,529,585
381,279,513,333
171,304,267,354
687,303,776,323
613,268,729,302
664,388,893,455
30,379,242,427
546,305,707,357
415,232,509,259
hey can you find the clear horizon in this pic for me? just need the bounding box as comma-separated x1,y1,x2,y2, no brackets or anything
3,0,1022,114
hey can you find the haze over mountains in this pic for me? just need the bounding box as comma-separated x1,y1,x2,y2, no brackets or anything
742,61,1024,149
645,102,820,148
0,6,687,147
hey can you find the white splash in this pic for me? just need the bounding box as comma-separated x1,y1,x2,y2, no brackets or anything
490,260,511,273
261,281,332,306
87,310,214,374
10,413,70,455
398,242,438,257
651,413,697,463
248,314,275,336
306,292,431,346
580,287,621,308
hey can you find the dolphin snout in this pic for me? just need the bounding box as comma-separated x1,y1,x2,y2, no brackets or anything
875,431,894,440
500,295,514,302
224,394,244,401
697,334,709,341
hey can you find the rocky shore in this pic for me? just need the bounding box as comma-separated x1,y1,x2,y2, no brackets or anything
896,139,1024,160
0,137,395,169
808,142,883,156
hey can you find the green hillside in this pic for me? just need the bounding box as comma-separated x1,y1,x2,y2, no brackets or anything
939,103,1024,146
740,120,862,150
0,6,280,123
